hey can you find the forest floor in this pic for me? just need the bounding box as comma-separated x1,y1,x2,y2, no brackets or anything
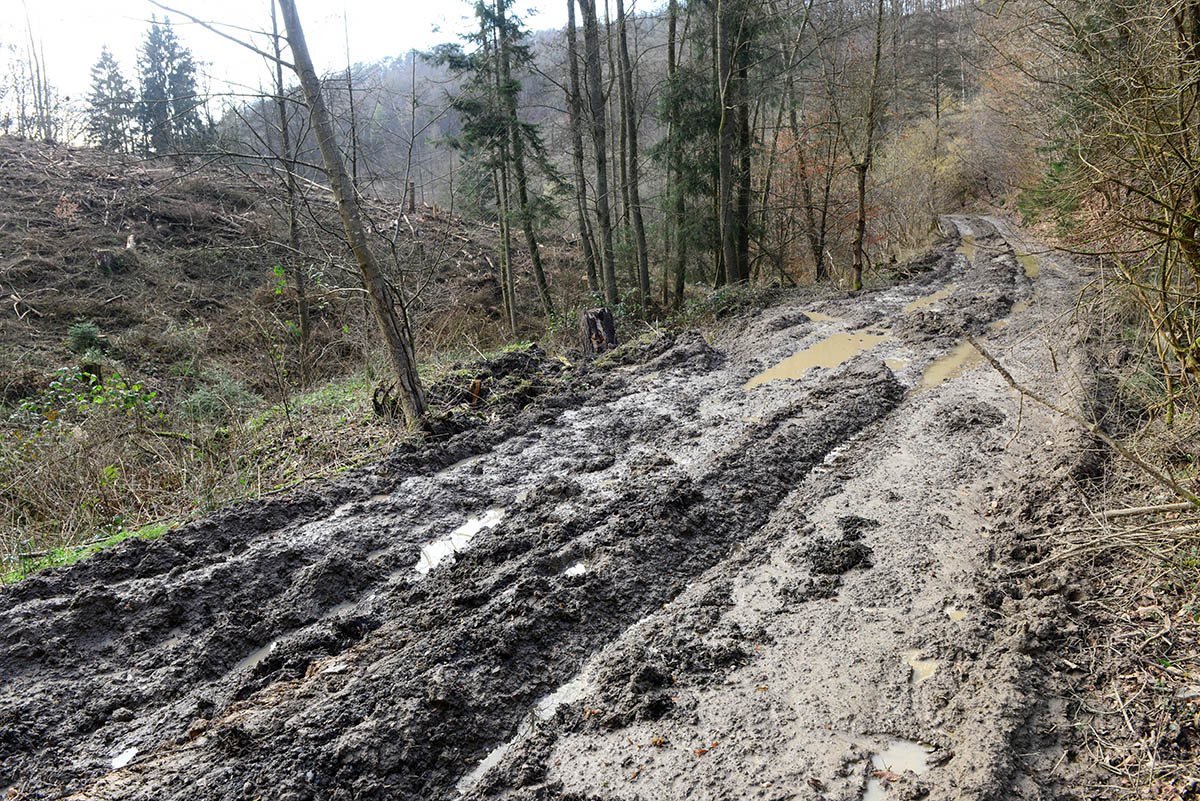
0,216,1112,800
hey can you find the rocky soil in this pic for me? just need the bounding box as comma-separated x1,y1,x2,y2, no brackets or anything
0,216,1101,800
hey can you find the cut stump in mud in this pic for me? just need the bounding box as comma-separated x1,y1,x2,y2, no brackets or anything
580,308,617,356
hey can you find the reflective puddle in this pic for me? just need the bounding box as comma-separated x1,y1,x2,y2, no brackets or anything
111,746,138,770
745,331,892,389
235,638,280,672
456,675,590,795
902,285,955,314
563,562,587,577
415,507,506,575
919,341,982,389
945,605,966,622
813,441,854,476
903,650,940,683
161,626,186,648
862,739,933,801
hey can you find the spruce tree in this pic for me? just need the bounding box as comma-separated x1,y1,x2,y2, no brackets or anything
136,17,206,154
86,47,134,153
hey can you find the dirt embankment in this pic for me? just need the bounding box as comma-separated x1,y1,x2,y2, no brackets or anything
0,136,552,400
0,216,1103,800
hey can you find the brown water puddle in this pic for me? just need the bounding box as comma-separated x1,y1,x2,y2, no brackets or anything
1017,253,1041,279
862,739,933,801
957,234,977,262
903,650,940,683
902,285,955,314
745,330,892,389
918,341,982,389
803,310,840,323
945,605,966,622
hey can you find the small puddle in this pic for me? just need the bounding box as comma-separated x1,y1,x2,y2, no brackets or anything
161,626,186,648
235,638,279,672
884,358,908,373
919,341,981,389
745,330,892,389
945,605,966,622
862,739,932,801
1017,253,1040,279
415,507,506,575
111,747,138,770
456,675,590,795
813,441,853,476
803,310,841,323
903,650,940,684
563,562,587,577
958,234,977,262
902,285,955,314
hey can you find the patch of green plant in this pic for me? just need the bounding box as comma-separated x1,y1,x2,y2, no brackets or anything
181,370,262,424
594,331,660,368
2,521,171,584
1016,156,1081,231
5,367,158,432
67,320,106,354
674,283,783,325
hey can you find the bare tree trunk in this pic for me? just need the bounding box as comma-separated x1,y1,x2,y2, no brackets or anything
580,0,619,305
736,54,752,282
343,10,358,189
567,0,600,293
667,0,687,307
495,0,554,316
272,1,310,386
851,0,885,292
493,164,517,333
717,0,740,283
277,0,425,426
616,0,650,308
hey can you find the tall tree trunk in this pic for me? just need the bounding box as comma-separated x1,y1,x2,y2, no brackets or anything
616,0,650,308
277,0,425,426
667,0,687,307
493,163,517,333
272,1,310,385
851,0,886,292
566,0,600,293
716,0,741,283
735,54,752,282
495,0,554,315
580,0,619,305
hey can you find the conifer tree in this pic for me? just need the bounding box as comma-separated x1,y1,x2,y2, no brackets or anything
85,46,134,153
136,17,206,154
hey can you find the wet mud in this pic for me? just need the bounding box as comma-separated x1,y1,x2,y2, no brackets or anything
1,216,1099,800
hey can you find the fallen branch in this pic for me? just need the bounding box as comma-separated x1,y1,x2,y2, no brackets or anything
1100,502,1196,519
966,333,1200,509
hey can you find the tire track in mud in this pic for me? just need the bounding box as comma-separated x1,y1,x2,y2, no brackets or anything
0,216,1073,801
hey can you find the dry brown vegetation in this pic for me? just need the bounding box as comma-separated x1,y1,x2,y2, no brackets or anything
0,135,589,580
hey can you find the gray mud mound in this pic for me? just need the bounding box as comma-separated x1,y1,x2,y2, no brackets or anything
0,216,1100,801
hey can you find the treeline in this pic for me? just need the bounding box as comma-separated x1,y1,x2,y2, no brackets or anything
217,0,996,318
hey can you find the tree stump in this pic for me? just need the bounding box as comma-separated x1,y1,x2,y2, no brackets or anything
579,308,617,356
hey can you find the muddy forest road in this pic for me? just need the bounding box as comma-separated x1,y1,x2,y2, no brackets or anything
1,216,1098,801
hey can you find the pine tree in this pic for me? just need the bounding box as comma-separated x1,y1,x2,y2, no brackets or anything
86,47,134,153
136,17,206,154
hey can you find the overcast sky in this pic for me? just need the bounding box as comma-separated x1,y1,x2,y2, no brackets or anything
3,0,568,109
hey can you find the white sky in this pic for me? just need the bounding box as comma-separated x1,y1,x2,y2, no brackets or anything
3,0,567,108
